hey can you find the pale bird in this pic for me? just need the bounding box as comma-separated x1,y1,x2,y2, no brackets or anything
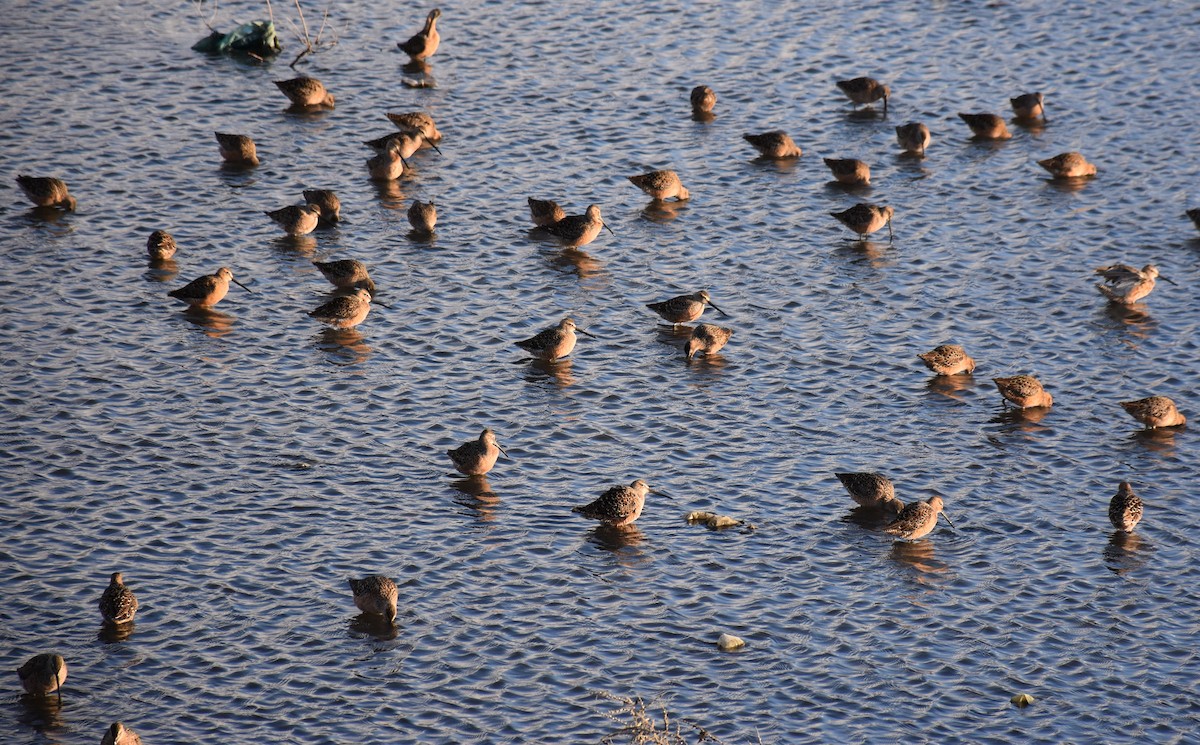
628,170,690,201
274,76,335,108
1010,92,1045,121
917,344,975,376
895,122,931,155
398,8,441,61
447,428,508,476
958,112,1012,140
214,132,258,166
743,131,801,158
386,111,442,144
1095,263,1172,305
1119,396,1185,429
993,375,1053,409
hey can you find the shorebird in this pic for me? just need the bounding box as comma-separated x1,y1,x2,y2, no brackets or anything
146,230,177,261
16,175,75,210
685,323,732,359
742,131,802,158
1108,482,1143,532
958,112,1012,140
398,8,441,61
366,140,410,181
544,205,613,247
646,290,727,326
313,259,375,296
347,575,398,622
101,722,143,745
264,204,322,236
830,203,893,240
1010,92,1045,121
168,267,251,308
214,132,259,166
628,170,690,201
308,287,376,329
17,654,67,700
917,344,975,376
274,76,335,108
408,200,437,233
386,112,442,144
572,479,662,527
993,375,1053,409
1038,152,1096,179
363,130,442,157
883,495,953,540
1119,396,1186,429
836,76,889,113
515,317,594,362
895,122,931,155
824,158,871,186
303,189,341,225
447,428,508,476
1095,264,1172,305
98,572,138,625
691,85,716,117
835,472,904,515
528,197,565,227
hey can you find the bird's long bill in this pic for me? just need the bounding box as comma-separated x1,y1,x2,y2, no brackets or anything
940,512,956,530
373,299,393,309
602,223,616,236
1160,276,1178,286
651,489,674,500
708,300,729,317
1041,104,1048,123
882,95,888,115
497,444,510,458
232,278,253,293
886,217,894,243
424,136,443,155
576,327,598,338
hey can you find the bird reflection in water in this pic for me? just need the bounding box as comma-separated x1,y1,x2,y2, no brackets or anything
97,620,136,644
372,178,406,206
925,373,975,400
641,199,687,223
273,233,318,257
145,258,179,283
888,539,948,583
837,239,893,269
548,247,603,279
181,307,235,338
1044,175,1091,194
844,504,900,530
348,612,399,641
451,476,501,522
989,404,1051,432
17,693,65,733
588,524,648,567
1103,530,1150,575
315,328,372,365
524,358,575,388
1102,302,1156,339
1130,427,1179,454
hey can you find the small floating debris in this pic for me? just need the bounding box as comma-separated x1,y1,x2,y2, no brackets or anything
685,510,746,530
402,78,437,89
1010,692,1035,708
716,633,745,651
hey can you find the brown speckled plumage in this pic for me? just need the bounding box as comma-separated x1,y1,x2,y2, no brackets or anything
837,77,889,112
98,572,138,625
743,131,801,158
686,323,733,359
408,200,437,233
1119,396,1185,429
572,479,652,527
17,653,67,697
690,85,716,116
1095,264,1164,305
313,259,374,296
646,290,725,326
265,204,322,236
101,722,143,745
917,344,975,376
16,175,76,210
544,205,610,247
835,472,904,514
398,8,441,61
214,132,259,166
895,122,931,155
308,288,374,329
883,495,951,540
386,111,441,143
1108,482,1143,532
168,266,249,308
628,170,690,201
528,197,566,227
824,158,870,185
348,575,398,621
958,112,1011,140
447,428,507,476
146,230,177,261
274,77,335,108
515,317,591,362
1010,92,1045,121
303,189,341,224
1039,152,1096,179
993,375,1053,409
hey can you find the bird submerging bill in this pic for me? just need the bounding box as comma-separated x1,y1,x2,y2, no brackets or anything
1119,396,1185,429
836,77,889,113
685,324,733,360
917,344,975,376
883,495,953,540
274,76,335,108
348,575,398,622
835,472,905,515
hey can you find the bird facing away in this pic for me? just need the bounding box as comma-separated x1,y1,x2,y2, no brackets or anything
1108,482,1143,533
264,204,322,236
1119,396,1186,429
572,479,654,527
214,132,259,166
308,287,374,329
544,205,613,247
274,76,335,108
993,375,1053,409
883,495,953,540
1095,264,1169,305
515,317,594,362
1187,208,1200,233
386,111,442,144
17,653,67,697
348,575,398,622
303,189,342,225
686,323,733,359
895,122,931,155
313,259,375,296
448,428,508,476
146,230,177,261
16,175,76,210
743,131,802,158
1010,92,1045,121
98,572,139,625
690,85,716,116
628,170,690,201
835,472,904,515
168,267,251,308
528,197,566,227
831,203,893,240
408,200,437,233
646,290,727,326
836,77,889,113
101,722,143,745
1038,152,1096,179
824,158,871,185
398,8,441,61
958,112,1012,140
917,344,976,376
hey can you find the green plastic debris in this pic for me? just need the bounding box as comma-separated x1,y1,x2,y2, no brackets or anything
192,21,281,57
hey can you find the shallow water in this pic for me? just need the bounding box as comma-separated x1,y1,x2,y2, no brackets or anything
2,0,1199,742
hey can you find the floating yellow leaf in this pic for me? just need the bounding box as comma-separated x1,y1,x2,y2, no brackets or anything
1010,693,1034,708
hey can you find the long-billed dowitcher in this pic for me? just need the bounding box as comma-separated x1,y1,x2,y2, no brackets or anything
835,472,904,515
308,287,375,329
146,230,177,261
895,122,931,155
1038,152,1096,179
16,175,76,210
363,130,443,157
1187,208,1200,233
398,8,441,61
17,654,67,699
98,572,138,625
1095,264,1172,305
1108,482,1143,532
686,323,733,359
448,428,508,476
831,203,893,240
101,722,142,745
214,132,259,166
691,85,716,117
544,205,613,247
1120,396,1186,429
386,111,442,144
883,495,953,540
836,77,889,113
993,375,1053,409
348,575,398,622
572,479,659,527
515,317,595,362
168,267,251,308
265,204,322,236
303,189,342,225
313,259,375,296
824,158,871,185
646,290,727,326
528,197,566,227
274,76,335,108
1010,92,1045,121
958,113,1012,140
408,200,437,233
628,170,690,201
743,131,802,158
917,344,975,376
366,144,408,181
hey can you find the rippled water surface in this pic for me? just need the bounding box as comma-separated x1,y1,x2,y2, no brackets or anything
3,0,1199,742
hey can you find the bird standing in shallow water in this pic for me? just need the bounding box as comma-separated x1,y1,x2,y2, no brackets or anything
831,203,893,240
1038,152,1096,179
573,479,659,527
743,131,801,158
515,317,595,362
274,77,335,108
835,472,905,515
824,158,871,185
917,344,975,376
958,113,1011,140
146,230,177,261
101,723,142,745
398,8,441,61
628,170,690,201
366,141,409,181
690,85,716,117
308,287,376,329
1108,482,1143,532
313,259,374,296
98,572,138,625
168,267,251,308
528,197,566,228
265,204,322,236
685,323,732,359
214,132,259,166
993,375,1053,409
544,205,613,247
1095,263,1171,305
348,576,398,622
1010,92,1045,121
646,290,727,326
895,122,931,155
408,200,437,234
836,77,889,113
1119,396,1186,429
17,654,67,700
883,495,953,540
16,175,76,210
448,428,508,476
303,189,341,225
386,111,442,144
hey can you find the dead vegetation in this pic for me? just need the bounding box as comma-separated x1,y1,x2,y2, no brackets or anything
596,692,726,745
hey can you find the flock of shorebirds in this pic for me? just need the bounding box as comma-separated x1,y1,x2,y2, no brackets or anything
11,6,1191,734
